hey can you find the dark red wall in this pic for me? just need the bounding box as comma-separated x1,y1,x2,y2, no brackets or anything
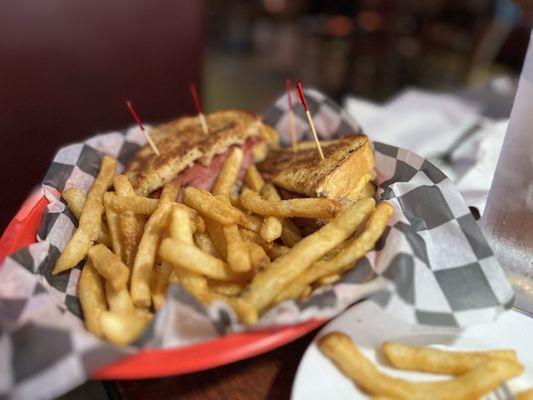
0,0,203,231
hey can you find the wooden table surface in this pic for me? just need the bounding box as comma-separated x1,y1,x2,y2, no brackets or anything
109,328,320,400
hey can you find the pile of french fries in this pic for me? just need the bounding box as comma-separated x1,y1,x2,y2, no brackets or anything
319,332,533,400
52,149,392,345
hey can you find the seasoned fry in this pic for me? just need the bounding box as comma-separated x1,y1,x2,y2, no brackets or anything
103,193,123,260
106,193,205,232
243,198,375,313
105,282,134,314
238,212,263,233
223,224,252,273
78,260,106,337
194,232,221,258
244,165,265,191
267,243,290,259
208,281,244,296
106,194,158,214
151,262,173,310
205,218,227,259
114,175,145,268
53,155,117,274
130,184,177,307
169,205,194,244
160,238,247,282
240,187,341,219
240,228,272,252
184,187,242,225
100,310,153,346
260,183,302,245
87,244,130,291
173,267,209,299
247,240,270,273
382,342,518,376
317,273,341,286
319,332,523,400
275,201,391,303
260,216,282,242
212,147,243,195
62,187,112,247
280,218,302,247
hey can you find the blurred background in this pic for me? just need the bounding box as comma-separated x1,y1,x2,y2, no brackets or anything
1,0,531,232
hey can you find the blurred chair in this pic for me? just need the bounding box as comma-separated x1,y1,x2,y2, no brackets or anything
0,0,203,231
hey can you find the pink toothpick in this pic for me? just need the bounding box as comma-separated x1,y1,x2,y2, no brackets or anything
126,100,160,155
189,83,209,134
296,80,324,160
286,79,298,153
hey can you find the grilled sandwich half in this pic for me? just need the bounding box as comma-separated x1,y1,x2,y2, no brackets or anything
257,135,375,201
126,110,278,196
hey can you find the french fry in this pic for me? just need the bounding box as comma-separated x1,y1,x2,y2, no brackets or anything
103,193,123,260
260,183,302,245
244,165,265,192
78,260,106,337
169,205,194,244
184,187,242,225
114,175,145,268
105,194,158,214
280,218,302,247
160,238,247,282
267,243,290,259
243,198,375,313
106,193,205,232
517,389,533,400
151,262,173,310
87,244,129,291
105,281,134,314
100,310,153,346
275,201,390,303
237,212,263,233
240,228,272,252
173,267,209,299
53,155,116,274
223,224,252,273
205,218,227,259
319,332,523,400
212,147,243,195
382,342,518,376
316,273,341,286
260,216,282,242
208,281,244,296
247,240,270,273
240,187,341,219
130,184,177,307
62,187,112,247
194,232,221,258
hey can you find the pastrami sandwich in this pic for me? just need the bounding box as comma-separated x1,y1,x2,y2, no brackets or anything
126,110,278,196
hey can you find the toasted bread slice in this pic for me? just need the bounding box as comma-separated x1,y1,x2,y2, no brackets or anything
126,110,278,196
258,135,374,200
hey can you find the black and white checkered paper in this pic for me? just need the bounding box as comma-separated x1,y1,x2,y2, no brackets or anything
0,91,514,399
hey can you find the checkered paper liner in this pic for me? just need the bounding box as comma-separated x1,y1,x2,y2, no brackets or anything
0,90,514,399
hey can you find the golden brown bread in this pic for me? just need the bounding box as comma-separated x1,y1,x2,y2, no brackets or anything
257,135,375,200
125,110,278,196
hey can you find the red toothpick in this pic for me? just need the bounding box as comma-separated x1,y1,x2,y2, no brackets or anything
126,100,160,155
189,82,209,134
285,79,298,153
296,80,324,160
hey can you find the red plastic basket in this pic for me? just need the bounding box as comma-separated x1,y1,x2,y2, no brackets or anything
0,192,325,379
